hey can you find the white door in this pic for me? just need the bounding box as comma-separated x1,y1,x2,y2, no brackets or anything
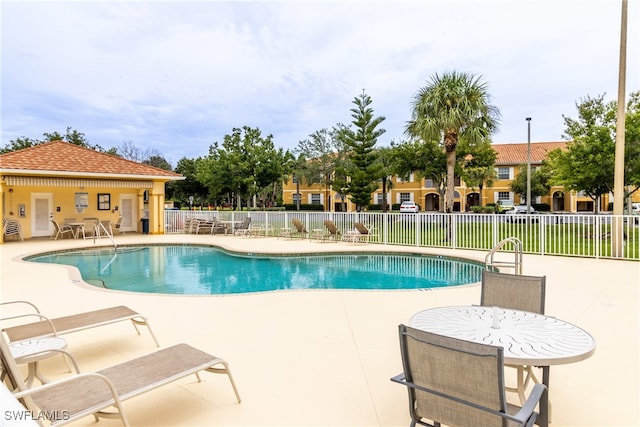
120,194,137,232
31,193,53,237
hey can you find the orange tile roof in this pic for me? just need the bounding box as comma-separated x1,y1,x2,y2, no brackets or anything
0,141,182,179
492,141,567,165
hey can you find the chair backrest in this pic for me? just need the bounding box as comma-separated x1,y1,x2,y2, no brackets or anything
292,218,307,233
398,325,507,427
50,219,61,232
114,216,124,228
354,223,368,235
481,270,546,314
323,220,339,235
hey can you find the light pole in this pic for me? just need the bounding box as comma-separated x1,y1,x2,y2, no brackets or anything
526,117,532,214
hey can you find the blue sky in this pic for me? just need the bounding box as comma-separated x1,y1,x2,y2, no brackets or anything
2,0,638,166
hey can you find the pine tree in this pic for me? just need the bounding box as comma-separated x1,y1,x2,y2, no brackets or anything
341,91,386,211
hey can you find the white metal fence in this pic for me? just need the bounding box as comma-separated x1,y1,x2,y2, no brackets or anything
164,210,640,260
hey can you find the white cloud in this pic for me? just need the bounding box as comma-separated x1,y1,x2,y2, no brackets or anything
2,0,638,166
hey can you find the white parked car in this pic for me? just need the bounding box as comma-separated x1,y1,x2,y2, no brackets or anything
399,201,420,213
505,205,537,215
631,203,640,215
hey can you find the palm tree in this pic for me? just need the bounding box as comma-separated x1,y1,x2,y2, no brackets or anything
406,72,500,212
374,147,396,212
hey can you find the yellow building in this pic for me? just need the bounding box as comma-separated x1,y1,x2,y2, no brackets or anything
1,141,183,242
282,141,636,213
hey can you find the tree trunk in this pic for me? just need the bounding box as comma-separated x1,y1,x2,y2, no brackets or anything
382,178,388,212
444,130,458,213
446,150,456,213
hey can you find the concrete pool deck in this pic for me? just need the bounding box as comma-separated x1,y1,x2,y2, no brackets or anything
1,233,638,426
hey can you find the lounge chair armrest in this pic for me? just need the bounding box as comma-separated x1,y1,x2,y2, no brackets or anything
1,313,58,336
0,301,41,314
11,371,128,424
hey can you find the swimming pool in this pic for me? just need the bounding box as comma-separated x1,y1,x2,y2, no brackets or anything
27,245,485,295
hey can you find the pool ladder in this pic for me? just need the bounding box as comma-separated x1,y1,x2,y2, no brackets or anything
485,237,523,275
93,222,118,251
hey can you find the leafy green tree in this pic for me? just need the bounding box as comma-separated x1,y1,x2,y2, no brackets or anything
457,137,497,207
340,90,385,211
0,137,39,154
509,164,552,203
406,72,500,212
373,146,396,212
391,138,448,212
143,155,172,171
1,127,107,153
295,125,349,211
622,91,640,203
197,126,284,209
548,92,640,212
172,157,209,208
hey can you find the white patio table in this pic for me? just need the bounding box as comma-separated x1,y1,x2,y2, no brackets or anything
410,305,596,427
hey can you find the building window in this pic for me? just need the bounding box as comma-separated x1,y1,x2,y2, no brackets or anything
497,167,510,180
498,192,511,201
400,193,411,203
425,179,434,188
293,193,301,204
97,193,111,211
311,194,321,205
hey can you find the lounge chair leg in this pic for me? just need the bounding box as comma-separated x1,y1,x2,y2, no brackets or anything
131,317,160,347
205,361,242,403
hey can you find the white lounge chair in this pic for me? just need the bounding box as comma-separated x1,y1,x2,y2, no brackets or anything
1,301,160,347
0,333,241,427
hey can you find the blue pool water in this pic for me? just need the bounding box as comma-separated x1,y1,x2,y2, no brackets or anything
27,245,484,295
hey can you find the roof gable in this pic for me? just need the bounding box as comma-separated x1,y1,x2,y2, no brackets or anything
0,141,182,179
492,141,567,165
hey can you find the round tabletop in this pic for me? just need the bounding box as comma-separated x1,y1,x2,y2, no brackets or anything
10,337,68,363
410,305,596,366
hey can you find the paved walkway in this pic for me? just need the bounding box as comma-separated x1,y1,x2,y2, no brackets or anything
1,234,638,426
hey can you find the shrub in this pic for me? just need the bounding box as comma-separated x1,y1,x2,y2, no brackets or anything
283,204,325,211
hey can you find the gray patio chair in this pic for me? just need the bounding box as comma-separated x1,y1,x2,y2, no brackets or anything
234,217,251,236
0,332,241,427
481,270,547,406
50,219,76,240
77,218,98,239
391,324,545,427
